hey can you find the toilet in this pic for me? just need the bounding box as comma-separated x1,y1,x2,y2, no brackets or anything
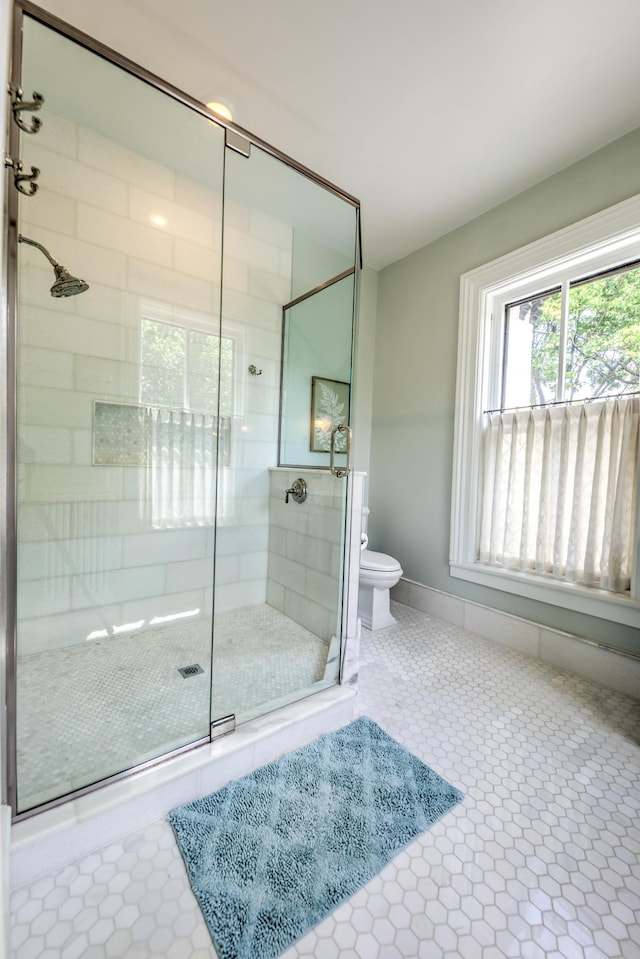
358,508,403,630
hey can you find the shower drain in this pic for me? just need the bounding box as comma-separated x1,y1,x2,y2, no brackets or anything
177,663,204,678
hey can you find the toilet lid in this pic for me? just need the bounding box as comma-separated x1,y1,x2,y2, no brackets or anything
360,549,402,572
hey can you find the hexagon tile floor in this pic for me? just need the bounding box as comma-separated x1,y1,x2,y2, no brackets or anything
10,601,640,959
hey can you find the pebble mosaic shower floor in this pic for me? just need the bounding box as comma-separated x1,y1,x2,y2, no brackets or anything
16,604,331,811
10,601,640,958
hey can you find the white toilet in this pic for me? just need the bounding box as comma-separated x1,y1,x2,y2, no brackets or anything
358,507,403,630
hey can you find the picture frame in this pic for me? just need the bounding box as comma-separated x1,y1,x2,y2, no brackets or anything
310,376,350,453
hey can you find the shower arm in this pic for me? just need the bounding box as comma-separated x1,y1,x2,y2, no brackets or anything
17,232,89,297
18,233,60,267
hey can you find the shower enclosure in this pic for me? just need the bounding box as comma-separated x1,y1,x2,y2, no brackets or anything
4,2,359,817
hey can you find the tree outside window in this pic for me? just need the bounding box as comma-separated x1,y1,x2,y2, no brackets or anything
503,262,640,408
140,317,234,415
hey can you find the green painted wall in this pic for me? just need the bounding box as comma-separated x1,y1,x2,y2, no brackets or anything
370,126,640,654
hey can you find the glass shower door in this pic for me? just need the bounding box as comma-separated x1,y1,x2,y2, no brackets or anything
211,140,358,725
12,15,225,814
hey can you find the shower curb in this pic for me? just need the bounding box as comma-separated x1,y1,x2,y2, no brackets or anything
10,686,356,889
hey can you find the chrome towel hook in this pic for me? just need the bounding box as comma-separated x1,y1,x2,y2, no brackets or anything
10,86,44,135
4,153,40,196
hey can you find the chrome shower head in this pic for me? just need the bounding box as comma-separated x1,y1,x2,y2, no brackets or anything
18,234,89,298
50,264,90,298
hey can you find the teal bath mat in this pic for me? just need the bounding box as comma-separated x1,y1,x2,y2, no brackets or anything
168,716,463,959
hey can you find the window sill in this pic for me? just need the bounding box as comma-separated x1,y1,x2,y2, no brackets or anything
450,562,639,628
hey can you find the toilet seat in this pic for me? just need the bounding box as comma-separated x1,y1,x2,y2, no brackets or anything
360,548,402,573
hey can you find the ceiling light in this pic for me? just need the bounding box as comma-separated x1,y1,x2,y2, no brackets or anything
150,213,168,227
206,100,233,123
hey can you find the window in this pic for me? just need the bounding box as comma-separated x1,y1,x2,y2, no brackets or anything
140,316,234,415
137,304,239,528
502,263,640,407
451,195,640,627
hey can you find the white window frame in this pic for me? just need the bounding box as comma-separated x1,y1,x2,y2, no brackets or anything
138,298,246,418
450,194,640,628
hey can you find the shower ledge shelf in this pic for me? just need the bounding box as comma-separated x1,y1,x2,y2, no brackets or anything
10,685,356,889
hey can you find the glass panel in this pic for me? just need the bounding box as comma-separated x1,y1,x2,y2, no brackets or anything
14,16,224,812
567,263,640,400
140,319,185,408
280,274,354,469
212,145,357,724
503,288,562,407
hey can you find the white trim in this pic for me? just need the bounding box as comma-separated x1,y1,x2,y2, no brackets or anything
450,194,640,624
392,579,640,699
450,562,640,629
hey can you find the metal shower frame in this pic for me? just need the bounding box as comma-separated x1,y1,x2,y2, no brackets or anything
2,0,362,820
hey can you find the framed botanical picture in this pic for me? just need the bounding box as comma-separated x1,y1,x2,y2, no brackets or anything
310,376,350,452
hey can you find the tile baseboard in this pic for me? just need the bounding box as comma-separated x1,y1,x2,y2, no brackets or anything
392,578,640,700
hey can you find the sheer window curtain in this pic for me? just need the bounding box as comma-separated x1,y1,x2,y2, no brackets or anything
146,407,219,529
479,395,639,593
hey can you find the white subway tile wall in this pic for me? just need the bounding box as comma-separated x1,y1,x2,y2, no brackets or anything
16,111,292,656
267,469,346,642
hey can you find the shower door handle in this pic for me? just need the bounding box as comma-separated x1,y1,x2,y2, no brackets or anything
330,424,352,478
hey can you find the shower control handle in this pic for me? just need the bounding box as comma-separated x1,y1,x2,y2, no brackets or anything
285,478,307,504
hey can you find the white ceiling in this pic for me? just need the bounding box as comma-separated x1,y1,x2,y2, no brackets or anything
34,0,640,269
